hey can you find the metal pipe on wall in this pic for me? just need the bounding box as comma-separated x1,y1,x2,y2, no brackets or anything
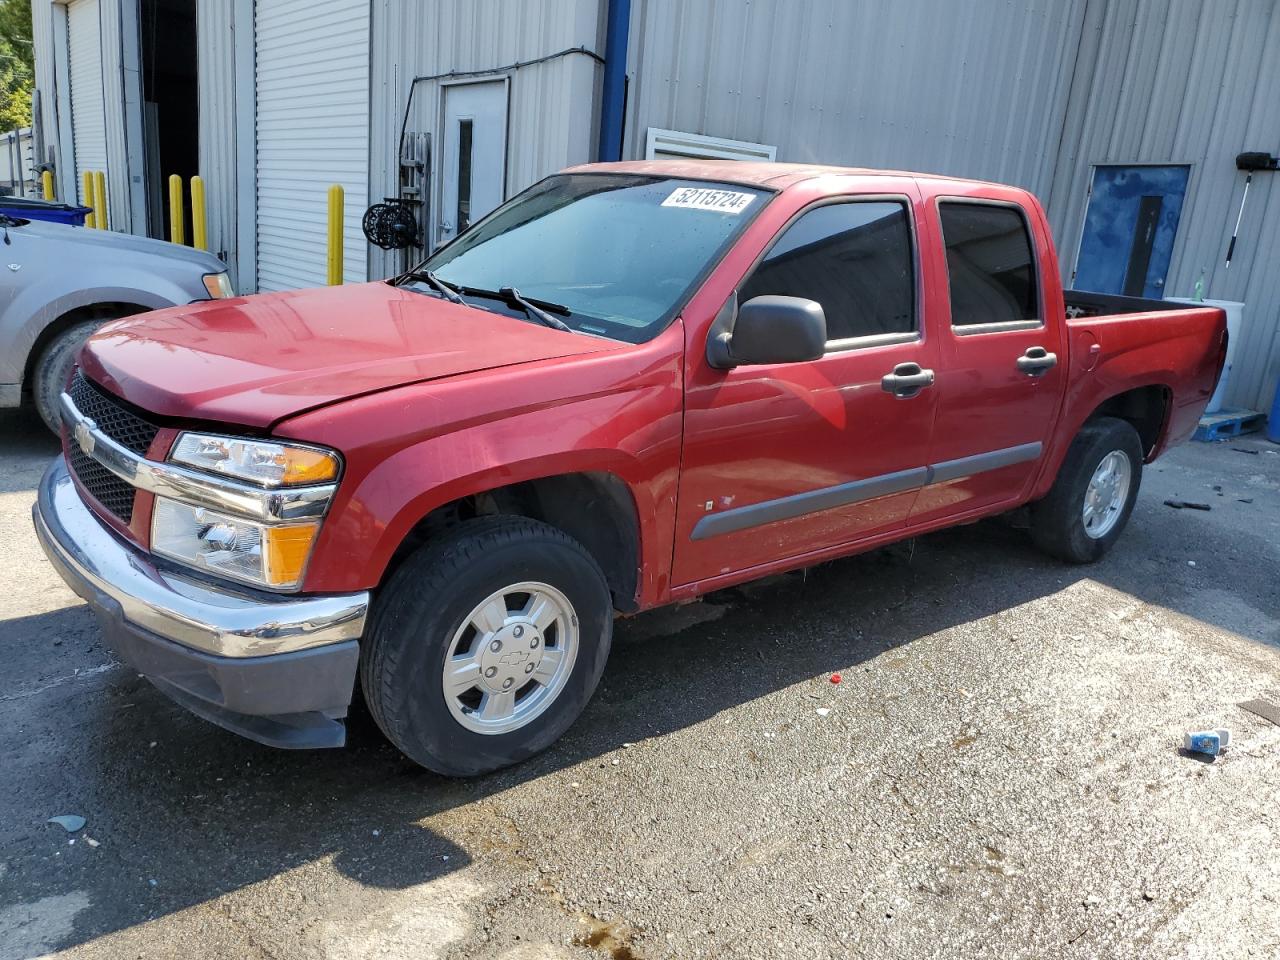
597,0,631,162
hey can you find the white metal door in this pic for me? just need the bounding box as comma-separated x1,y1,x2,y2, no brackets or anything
67,0,107,206
438,81,508,245
254,0,369,291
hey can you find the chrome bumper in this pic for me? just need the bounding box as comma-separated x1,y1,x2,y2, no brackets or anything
33,456,369,658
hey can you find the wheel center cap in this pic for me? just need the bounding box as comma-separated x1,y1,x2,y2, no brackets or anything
478,623,542,691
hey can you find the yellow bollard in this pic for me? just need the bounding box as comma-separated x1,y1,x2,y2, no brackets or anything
41,170,55,201
93,170,108,230
326,184,344,285
82,171,95,228
190,175,208,251
168,174,185,245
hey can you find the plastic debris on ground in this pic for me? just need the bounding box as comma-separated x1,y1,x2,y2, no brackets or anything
1183,728,1231,757
815,708,831,718
830,673,842,685
47,815,86,833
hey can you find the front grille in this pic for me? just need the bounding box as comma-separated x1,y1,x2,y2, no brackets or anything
65,372,161,525
68,371,160,455
67,442,138,522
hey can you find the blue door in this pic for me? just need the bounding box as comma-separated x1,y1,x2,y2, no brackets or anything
1074,165,1190,298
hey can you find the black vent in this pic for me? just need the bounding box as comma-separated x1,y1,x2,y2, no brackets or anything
68,371,160,455
67,442,137,523
64,372,161,525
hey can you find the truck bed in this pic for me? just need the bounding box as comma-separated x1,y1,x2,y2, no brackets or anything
1063,289,1202,319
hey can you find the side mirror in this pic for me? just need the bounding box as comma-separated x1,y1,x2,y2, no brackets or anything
707,295,827,368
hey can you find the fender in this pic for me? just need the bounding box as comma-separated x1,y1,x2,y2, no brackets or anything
278,325,686,605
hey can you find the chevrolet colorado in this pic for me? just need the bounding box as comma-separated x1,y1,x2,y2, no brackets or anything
33,161,1227,775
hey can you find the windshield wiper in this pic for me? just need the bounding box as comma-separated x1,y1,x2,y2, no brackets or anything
399,268,465,305
458,285,574,333
498,287,573,333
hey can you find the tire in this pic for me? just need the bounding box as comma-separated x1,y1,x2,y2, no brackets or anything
32,320,105,433
360,516,613,776
1030,416,1144,564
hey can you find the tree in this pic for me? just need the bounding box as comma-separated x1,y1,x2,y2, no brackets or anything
0,0,32,131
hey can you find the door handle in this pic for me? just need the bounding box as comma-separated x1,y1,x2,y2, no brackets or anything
1016,346,1058,376
881,362,935,398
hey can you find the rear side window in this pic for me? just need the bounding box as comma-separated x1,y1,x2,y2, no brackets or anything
938,202,1039,327
740,201,915,342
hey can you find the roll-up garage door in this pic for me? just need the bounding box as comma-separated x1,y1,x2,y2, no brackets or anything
254,0,369,291
67,0,108,206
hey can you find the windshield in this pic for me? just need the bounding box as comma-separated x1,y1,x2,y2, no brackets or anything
417,174,770,342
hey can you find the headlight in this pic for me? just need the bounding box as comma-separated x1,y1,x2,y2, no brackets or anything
171,433,340,487
202,272,235,299
151,499,319,590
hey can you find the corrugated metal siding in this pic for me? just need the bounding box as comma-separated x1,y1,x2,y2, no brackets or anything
197,0,238,277
368,0,604,278
254,0,369,291
31,1,56,186
98,0,132,231
1045,0,1280,411
625,0,1089,195
67,0,108,206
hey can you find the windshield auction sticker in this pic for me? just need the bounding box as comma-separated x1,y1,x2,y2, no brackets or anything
661,187,756,214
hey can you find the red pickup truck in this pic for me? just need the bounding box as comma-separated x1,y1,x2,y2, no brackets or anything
34,161,1226,775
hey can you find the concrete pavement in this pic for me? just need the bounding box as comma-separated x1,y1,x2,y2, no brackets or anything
2,406,1278,960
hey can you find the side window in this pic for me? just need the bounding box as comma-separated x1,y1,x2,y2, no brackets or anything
740,201,915,342
938,202,1039,327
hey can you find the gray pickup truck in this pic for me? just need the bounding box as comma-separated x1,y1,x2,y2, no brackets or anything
0,214,232,431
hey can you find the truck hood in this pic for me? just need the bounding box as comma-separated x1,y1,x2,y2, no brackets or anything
79,282,624,428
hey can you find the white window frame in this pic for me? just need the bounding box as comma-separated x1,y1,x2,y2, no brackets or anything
644,128,777,162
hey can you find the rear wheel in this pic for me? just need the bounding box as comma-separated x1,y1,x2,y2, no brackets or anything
32,320,102,433
1030,417,1144,563
360,516,613,776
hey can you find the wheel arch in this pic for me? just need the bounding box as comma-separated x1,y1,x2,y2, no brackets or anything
382,470,644,614
1086,383,1172,459
1033,382,1171,501
20,301,154,403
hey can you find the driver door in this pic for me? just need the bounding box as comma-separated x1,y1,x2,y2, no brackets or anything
672,190,939,587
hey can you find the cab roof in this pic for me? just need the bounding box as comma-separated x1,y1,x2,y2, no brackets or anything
561,159,999,191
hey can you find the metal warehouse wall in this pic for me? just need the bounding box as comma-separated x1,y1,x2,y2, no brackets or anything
196,0,238,279
30,1,55,179
1044,0,1280,412
625,0,1280,411
98,0,133,232
368,0,604,278
624,0,1089,194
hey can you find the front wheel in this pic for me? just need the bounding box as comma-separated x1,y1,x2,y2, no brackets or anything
360,516,613,776
1030,417,1144,564
32,320,103,433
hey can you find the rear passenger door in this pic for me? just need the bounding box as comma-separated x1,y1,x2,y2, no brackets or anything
909,197,1066,526
673,191,940,587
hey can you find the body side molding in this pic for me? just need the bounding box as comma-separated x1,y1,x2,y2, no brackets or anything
690,442,1043,541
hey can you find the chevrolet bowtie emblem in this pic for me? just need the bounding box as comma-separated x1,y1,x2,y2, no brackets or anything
74,419,97,457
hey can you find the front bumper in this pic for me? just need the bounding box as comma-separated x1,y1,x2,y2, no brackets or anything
33,456,370,748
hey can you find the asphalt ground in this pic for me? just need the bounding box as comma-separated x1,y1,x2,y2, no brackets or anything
2,404,1278,960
